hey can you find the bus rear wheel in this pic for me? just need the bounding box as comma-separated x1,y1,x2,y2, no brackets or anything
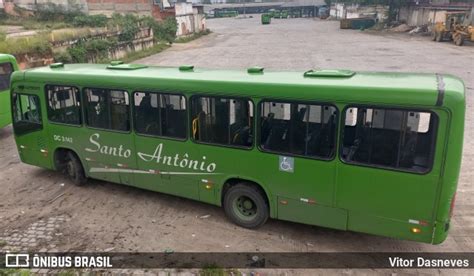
65,152,86,186
223,183,269,229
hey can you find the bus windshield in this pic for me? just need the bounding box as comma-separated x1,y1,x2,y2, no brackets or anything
0,62,13,91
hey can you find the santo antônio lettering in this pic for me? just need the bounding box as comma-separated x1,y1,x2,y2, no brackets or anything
85,133,217,173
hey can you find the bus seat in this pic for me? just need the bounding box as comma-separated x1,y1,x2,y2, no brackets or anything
261,113,275,143
192,111,207,140
192,114,200,140
232,126,251,146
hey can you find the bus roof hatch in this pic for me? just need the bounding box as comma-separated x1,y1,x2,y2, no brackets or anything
106,63,148,70
304,69,355,78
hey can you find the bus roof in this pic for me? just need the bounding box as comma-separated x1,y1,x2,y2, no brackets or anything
0,53,15,60
0,53,19,69
14,63,465,109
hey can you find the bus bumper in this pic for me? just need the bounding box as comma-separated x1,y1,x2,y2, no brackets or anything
432,220,450,244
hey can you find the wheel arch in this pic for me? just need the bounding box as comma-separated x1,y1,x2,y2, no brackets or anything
53,147,87,175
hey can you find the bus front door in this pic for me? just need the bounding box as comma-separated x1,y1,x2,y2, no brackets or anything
12,92,52,168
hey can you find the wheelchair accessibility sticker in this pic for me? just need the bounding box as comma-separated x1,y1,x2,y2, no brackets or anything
279,156,294,173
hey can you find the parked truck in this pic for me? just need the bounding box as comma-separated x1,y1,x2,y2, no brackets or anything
432,12,474,46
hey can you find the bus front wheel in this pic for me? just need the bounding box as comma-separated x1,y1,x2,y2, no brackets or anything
65,152,86,186
223,183,269,229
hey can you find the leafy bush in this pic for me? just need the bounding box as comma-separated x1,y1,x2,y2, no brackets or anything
35,2,83,22
67,43,88,63
85,39,116,59
108,13,141,43
67,38,118,63
99,43,170,64
119,23,140,43
144,16,178,44
0,30,6,42
53,51,73,63
49,28,92,43
0,35,51,56
72,15,108,28
0,10,7,20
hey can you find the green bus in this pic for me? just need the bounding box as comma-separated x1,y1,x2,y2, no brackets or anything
214,10,239,18
0,54,18,128
11,63,465,244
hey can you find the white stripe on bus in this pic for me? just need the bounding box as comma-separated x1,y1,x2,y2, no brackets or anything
89,167,221,175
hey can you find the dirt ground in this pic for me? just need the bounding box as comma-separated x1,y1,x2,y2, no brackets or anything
1,16,473,274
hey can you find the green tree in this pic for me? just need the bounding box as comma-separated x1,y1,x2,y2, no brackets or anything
144,16,178,44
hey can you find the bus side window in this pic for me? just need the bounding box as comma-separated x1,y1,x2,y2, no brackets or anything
341,107,437,173
260,101,337,159
134,92,186,139
191,96,253,148
85,88,130,131
12,93,42,135
46,85,81,125
0,63,13,91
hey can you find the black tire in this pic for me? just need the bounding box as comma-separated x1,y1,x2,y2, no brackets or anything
454,35,464,46
65,152,86,186
223,183,269,229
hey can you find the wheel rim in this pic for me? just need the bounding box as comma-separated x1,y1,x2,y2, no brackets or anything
233,195,258,221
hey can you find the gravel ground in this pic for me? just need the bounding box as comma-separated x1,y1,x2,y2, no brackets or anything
1,16,473,274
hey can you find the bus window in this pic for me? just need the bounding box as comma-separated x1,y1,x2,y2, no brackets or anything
134,92,187,139
0,63,13,91
341,107,437,173
191,96,253,148
46,85,81,125
85,88,130,131
260,101,337,159
12,93,42,134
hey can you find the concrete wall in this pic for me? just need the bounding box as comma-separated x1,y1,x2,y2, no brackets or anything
399,6,473,26
6,0,164,19
16,26,155,69
86,0,153,17
403,6,432,25
329,3,344,19
5,0,206,37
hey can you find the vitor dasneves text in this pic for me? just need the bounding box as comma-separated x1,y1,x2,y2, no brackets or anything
389,257,469,268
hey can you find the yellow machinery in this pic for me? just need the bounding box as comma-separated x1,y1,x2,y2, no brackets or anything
432,12,474,46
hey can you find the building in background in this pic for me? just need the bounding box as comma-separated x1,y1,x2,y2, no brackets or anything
398,1,473,26
329,0,473,26
175,2,206,36
329,3,389,22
